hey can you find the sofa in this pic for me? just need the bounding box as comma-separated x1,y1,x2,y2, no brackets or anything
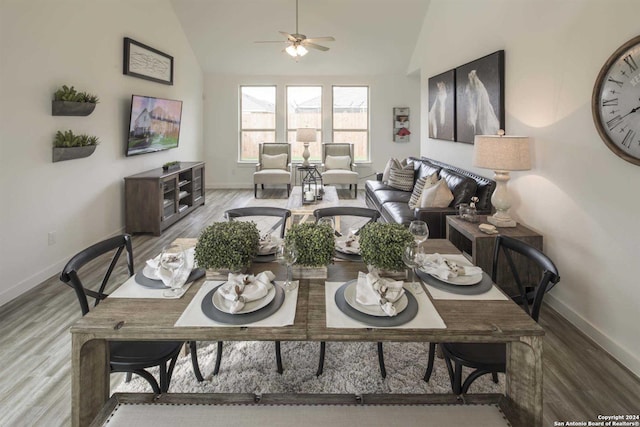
365,157,496,239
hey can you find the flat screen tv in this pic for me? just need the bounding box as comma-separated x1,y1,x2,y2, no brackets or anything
126,95,183,156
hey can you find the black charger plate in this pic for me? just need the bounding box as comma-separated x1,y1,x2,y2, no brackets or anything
200,282,285,325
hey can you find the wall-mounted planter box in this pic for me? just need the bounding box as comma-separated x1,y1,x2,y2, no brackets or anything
52,145,97,162
52,100,96,116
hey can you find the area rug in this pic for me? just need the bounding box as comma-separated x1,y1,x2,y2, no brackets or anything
114,341,504,395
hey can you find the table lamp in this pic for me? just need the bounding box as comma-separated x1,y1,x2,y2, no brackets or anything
473,130,531,227
296,128,316,167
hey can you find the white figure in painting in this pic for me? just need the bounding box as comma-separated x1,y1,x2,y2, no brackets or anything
464,70,499,135
428,81,448,138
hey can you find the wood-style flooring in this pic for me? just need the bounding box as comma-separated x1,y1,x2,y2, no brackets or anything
0,189,638,426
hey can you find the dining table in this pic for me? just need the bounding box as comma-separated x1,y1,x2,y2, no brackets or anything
70,239,544,427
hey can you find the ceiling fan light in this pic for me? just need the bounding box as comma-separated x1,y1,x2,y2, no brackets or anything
286,44,298,57
297,45,308,56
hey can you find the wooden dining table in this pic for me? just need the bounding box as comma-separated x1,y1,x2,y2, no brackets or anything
70,239,544,427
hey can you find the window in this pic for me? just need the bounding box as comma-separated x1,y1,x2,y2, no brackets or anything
332,86,369,162
287,86,322,162
240,86,276,162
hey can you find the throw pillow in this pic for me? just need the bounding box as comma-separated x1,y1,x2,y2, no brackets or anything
324,155,351,170
408,172,439,209
261,153,288,170
382,158,408,183
419,178,454,208
388,167,415,192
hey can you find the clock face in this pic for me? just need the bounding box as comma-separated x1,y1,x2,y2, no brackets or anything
592,35,640,166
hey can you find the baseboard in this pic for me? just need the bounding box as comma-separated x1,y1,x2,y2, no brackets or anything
206,183,252,189
0,227,126,309
545,294,640,378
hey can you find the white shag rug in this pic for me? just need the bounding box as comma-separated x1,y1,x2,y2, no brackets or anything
114,341,504,395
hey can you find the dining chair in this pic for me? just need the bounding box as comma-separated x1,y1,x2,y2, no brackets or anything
320,143,359,198
425,235,560,394
253,143,292,198
59,234,204,393
212,207,293,375
312,207,387,378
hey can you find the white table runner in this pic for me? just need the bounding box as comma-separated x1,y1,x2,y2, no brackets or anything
325,282,446,329
109,274,195,299
175,280,298,328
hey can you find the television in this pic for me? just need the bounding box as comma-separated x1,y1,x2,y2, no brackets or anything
126,95,183,156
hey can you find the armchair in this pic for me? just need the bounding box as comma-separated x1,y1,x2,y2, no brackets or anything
253,143,292,198
320,143,358,198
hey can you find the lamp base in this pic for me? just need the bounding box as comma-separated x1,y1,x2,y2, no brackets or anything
301,142,310,167
487,214,516,228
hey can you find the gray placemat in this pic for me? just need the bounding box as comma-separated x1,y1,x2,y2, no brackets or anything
334,249,362,262
201,282,284,325
334,280,418,327
135,268,206,289
415,268,493,295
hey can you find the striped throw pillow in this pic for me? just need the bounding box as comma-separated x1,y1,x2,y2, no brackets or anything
408,172,438,209
388,167,415,192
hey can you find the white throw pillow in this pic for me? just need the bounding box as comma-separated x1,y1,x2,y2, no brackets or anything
382,158,408,183
261,153,288,170
325,155,351,170
419,178,454,208
408,172,439,209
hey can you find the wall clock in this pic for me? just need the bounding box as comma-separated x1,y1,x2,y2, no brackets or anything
592,35,640,166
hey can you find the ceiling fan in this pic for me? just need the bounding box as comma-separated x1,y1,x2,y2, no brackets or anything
254,0,335,58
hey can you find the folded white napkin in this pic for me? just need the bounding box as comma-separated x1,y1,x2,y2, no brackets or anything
218,271,275,313
420,253,482,281
336,235,360,254
258,235,280,255
355,271,405,316
146,247,195,286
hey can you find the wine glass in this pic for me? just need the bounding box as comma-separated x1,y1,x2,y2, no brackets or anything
160,244,187,297
317,217,335,233
402,243,423,294
277,242,298,292
409,220,429,253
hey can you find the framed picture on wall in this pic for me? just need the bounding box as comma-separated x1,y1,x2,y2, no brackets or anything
455,50,504,144
123,37,174,85
427,69,456,141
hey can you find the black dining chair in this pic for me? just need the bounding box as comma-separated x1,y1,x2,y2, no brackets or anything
312,207,387,378
425,235,560,394
59,234,204,393
212,206,292,375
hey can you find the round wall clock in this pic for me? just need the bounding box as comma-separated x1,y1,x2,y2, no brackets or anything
592,35,640,166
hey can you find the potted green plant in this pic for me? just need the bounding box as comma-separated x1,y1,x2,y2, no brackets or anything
52,130,99,162
285,222,334,279
162,161,180,171
358,222,413,277
194,221,260,277
52,85,99,116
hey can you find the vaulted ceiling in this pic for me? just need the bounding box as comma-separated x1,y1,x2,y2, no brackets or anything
170,0,430,75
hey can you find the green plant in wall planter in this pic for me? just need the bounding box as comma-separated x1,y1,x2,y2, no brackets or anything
195,221,260,275
52,85,99,116
359,222,413,276
285,223,334,279
52,130,100,162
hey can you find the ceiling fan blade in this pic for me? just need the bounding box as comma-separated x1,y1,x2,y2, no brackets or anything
303,42,329,51
279,31,297,42
304,36,335,43
254,40,288,44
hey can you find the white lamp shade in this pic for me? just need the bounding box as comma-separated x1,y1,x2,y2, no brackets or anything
296,128,317,143
473,135,531,171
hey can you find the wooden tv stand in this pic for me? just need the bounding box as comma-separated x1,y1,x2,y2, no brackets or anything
124,161,205,236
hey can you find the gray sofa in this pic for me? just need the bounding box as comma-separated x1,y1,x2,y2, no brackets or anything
365,157,496,239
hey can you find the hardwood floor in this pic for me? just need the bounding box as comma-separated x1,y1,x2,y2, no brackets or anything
0,189,638,426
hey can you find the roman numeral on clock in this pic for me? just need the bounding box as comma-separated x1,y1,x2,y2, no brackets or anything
606,115,623,130
621,129,635,148
623,54,638,72
608,77,624,87
602,98,618,106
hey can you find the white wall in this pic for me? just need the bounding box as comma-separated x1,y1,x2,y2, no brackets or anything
411,0,640,376
0,0,203,306
202,73,421,188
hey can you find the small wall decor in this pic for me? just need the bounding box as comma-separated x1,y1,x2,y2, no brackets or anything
52,85,99,116
393,107,411,142
455,50,505,144
427,70,455,141
123,37,174,85
52,130,99,162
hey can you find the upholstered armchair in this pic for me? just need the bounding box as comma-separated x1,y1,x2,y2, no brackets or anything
253,143,292,198
321,143,358,198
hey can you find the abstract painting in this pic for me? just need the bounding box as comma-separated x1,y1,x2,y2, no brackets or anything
427,69,455,141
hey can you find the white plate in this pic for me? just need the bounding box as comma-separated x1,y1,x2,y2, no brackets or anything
343,281,408,317
212,285,276,314
335,237,360,254
143,265,162,281
419,266,483,286
257,245,278,255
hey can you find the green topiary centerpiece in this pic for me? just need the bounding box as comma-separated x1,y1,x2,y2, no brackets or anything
285,223,335,267
358,222,413,271
195,221,260,271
